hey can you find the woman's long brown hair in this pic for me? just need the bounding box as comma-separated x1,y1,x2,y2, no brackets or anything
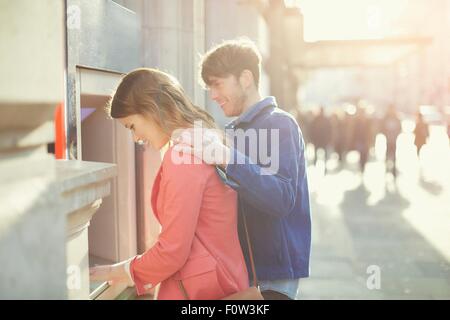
106,68,218,134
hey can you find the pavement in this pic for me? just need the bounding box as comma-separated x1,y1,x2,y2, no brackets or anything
299,125,450,299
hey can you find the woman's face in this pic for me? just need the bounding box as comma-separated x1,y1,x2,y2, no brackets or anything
118,114,170,150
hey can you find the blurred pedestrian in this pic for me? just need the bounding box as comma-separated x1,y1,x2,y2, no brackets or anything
351,107,372,173
310,107,332,169
413,112,429,158
330,110,347,165
296,109,312,147
446,115,450,142
381,105,402,179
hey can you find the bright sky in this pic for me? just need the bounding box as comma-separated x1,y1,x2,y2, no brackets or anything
289,0,410,41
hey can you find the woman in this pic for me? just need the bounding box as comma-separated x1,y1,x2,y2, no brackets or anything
89,68,249,299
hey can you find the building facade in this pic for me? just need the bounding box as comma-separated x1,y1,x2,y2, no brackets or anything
0,0,268,299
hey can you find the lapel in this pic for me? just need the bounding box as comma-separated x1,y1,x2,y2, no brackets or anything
150,141,173,223
151,164,163,223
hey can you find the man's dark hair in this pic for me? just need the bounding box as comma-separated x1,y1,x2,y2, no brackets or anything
200,38,262,88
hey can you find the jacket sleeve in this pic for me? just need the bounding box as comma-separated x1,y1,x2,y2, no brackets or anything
129,151,210,295
224,116,304,218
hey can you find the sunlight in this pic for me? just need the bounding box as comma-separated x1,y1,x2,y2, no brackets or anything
297,0,410,41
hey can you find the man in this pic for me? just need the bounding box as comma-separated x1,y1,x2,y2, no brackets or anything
381,105,401,179
351,106,372,173
175,39,311,300
414,111,429,158
310,107,332,168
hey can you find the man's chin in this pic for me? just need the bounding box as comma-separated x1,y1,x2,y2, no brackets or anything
222,109,231,117
223,109,237,118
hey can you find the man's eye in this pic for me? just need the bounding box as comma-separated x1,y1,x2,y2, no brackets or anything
208,82,220,90
130,125,135,131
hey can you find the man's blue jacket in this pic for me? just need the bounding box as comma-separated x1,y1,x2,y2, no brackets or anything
218,96,312,281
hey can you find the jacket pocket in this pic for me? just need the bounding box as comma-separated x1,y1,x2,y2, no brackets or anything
172,254,226,300
215,259,242,296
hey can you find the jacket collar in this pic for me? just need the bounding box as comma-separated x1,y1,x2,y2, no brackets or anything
227,96,277,128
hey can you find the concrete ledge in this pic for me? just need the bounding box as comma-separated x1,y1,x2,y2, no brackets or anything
57,160,116,299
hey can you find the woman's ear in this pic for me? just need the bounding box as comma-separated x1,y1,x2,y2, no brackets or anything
239,70,254,90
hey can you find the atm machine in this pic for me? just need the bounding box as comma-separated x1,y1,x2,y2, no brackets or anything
62,0,160,299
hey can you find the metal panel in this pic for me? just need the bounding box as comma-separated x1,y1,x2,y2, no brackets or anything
68,0,141,72
66,0,142,159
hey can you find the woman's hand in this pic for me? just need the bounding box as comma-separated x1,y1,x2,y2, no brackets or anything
89,260,134,287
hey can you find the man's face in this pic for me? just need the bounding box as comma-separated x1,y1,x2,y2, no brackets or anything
206,74,247,117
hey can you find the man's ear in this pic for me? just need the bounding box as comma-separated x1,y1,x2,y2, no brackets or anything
239,70,254,90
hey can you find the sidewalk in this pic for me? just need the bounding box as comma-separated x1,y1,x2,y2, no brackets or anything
299,129,450,299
